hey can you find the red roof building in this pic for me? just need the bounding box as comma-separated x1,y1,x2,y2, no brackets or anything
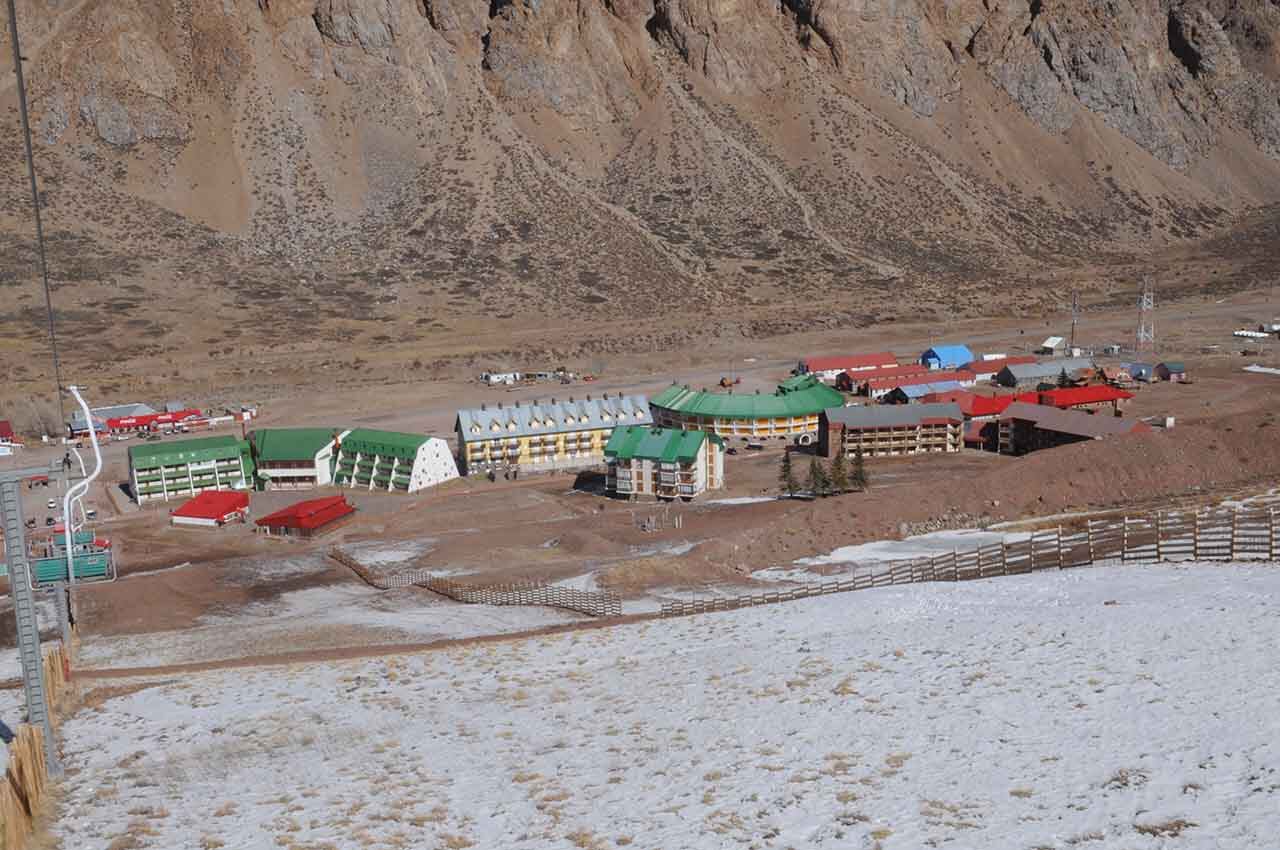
920,390,1040,419
106,409,205,433
864,370,973,397
255,495,355,538
838,362,931,391
801,352,898,380
171,490,250,527
1036,386,1134,412
0,420,14,443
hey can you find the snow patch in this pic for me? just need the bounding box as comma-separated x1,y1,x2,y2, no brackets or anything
49,564,1280,850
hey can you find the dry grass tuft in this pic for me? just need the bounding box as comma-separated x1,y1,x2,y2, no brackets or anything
1135,819,1196,837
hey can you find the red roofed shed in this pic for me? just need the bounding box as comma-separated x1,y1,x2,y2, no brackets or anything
171,491,250,527
255,495,355,538
0,420,14,443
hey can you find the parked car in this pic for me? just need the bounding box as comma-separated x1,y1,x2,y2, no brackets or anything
85,509,97,520
46,498,57,510
726,447,739,456
746,441,765,451
44,516,55,526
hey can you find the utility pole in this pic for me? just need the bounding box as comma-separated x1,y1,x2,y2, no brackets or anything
6,0,66,433
1136,277,1156,354
1069,290,1080,351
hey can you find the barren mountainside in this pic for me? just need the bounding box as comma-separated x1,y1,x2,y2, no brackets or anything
1,0,1279,398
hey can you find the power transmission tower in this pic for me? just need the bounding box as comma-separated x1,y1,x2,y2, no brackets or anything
1135,277,1156,354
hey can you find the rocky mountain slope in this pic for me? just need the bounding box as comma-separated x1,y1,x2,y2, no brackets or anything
1,0,1279,398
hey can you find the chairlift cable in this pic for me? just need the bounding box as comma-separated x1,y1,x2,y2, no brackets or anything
5,0,66,431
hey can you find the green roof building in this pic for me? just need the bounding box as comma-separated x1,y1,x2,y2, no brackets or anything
334,428,459,494
128,435,254,503
649,375,844,445
250,428,343,490
604,426,724,500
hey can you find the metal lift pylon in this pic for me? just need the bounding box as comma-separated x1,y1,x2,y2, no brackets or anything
1,459,68,777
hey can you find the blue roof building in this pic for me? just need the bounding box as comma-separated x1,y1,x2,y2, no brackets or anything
920,345,974,371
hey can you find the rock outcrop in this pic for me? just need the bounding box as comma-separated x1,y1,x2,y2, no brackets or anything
1,0,1279,335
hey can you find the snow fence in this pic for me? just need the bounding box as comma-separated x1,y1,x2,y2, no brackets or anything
661,506,1279,618
330,548,623,618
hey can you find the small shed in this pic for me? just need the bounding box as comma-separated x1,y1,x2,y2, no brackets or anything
1124,362,1156,383
1155,362,1187,383
1038,336,1067,356
171,491,250,527
255,495,356,538
920,344,974,371
0,420,14,444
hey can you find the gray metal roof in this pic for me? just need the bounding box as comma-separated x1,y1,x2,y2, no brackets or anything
999,402,1147,438
897,381,962,399
68,403,156,431
456,394,651,443
824,402,964,429
997,358,1093,382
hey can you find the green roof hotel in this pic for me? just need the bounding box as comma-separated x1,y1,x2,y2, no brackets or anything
128,435,255,503
648,375,845,445
250,428,343,490
603,426,725,500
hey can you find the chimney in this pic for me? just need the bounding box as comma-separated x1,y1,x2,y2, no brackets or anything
497,401,503,409
514,400,520,407
481,403,486,411
586,394,592,401
551,397,556,404
569,395,574,403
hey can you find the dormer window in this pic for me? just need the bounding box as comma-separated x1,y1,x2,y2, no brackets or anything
507,423,516,431
471,425,480,434
490,423,500,432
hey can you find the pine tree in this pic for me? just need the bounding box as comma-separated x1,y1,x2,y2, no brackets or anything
807,456,830,497
850,446,868,491
779,447,798,497
829,451,849,495
1057,367,1072,388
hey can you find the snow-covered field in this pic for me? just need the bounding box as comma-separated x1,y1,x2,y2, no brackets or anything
70,583,580,671
53,563,1280,849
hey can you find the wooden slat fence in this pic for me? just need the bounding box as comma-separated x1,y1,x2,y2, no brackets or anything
660,507,1279,618
329,549,622,618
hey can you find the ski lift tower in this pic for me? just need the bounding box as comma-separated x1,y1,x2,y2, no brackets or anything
1,459,69,777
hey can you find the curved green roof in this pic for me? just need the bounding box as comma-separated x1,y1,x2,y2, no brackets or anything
650,376,844,420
